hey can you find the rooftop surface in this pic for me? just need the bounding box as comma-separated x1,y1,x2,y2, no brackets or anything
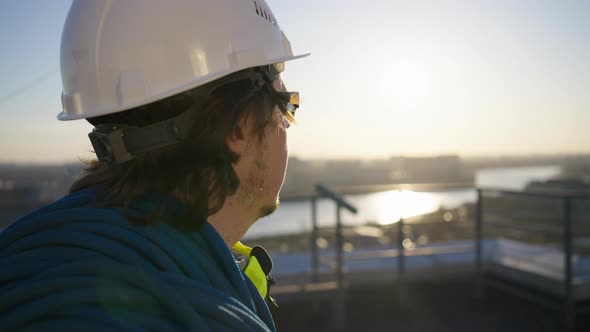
272,273,590,332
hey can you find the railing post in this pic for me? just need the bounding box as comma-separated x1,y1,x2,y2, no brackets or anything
311,196,319,283
563,197,574,330
398,218,405,303
336,203,343,289
311,184,357,330
333,203,346,331
476,189,484,297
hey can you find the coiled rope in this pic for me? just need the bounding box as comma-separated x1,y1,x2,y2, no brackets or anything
0,188,275,331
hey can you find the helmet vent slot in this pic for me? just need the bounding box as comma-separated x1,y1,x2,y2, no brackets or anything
253,1,276,25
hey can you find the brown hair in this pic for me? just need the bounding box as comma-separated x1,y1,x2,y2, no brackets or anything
70,74,278,230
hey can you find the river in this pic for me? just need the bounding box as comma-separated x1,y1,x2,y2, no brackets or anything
244,165,562,238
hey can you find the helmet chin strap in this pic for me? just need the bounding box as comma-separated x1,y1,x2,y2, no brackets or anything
89,65,283,165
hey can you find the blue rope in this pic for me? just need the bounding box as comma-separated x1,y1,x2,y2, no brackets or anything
0,188,275,331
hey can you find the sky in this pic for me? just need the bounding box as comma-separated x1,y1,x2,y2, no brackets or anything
0,0,589,163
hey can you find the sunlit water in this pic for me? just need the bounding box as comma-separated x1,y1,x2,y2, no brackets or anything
244,165,562,238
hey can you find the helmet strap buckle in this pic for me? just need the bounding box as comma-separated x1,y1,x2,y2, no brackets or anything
89,125,134,165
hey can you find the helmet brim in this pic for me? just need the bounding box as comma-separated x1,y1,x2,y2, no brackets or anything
58,53,311,121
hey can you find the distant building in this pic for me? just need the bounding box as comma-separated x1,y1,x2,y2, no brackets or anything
391,155,463,183
0,186,43,229
280,155,470,198
0,186,41,205
525,177,590,195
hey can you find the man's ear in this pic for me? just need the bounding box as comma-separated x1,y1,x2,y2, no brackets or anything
225,118,248,155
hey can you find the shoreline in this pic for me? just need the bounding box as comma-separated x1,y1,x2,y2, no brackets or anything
280,181,475,201
245,205,476,253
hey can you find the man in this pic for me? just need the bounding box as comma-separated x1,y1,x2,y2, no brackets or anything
0,0,308,331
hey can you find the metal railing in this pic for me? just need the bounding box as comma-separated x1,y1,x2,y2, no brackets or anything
307,184,472,305
308,184,357,329
307,184,475,300
310,183,358,288
476,188,590,330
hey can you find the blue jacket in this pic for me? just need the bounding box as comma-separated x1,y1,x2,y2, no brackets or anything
0,187,276,331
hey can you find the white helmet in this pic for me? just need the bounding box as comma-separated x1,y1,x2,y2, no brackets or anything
58,0,309,121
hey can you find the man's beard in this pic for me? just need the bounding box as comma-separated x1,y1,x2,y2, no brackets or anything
239,143,280,221
258,198,280,220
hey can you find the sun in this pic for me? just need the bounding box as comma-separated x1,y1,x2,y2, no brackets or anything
380,62,432,112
